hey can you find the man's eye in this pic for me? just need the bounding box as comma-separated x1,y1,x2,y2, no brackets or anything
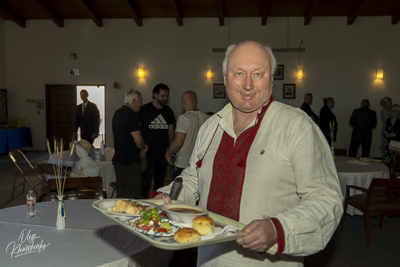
236,72,244,76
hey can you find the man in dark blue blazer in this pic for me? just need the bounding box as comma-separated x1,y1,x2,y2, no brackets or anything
73,89,100,144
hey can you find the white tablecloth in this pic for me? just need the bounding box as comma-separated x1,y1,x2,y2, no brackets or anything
335,156,390,215
49,148,116,197
0,199,173,266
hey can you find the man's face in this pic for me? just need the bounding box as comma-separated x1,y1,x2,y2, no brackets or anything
224,42,273,114
80,91,89,102
305,95,313,105
154,89,169,106
131,96,143,112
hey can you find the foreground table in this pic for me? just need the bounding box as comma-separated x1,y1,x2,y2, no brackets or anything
0,199,173,266
49,147,116,197
335,156,390,215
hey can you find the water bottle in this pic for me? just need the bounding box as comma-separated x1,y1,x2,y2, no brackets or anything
101,140,105,155
26,190,37,217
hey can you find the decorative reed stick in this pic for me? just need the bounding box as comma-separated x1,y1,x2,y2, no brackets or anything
46,138,75,196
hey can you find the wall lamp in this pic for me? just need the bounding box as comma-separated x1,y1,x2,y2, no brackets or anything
138,68,145,78
297,68,303,80
376,69,383,79
207,69,212,79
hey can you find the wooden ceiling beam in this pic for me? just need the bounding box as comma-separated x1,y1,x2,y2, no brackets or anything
261,0,273,26
391,6,400,24
169,0,183,26
125,0,143,26
76,0,103,27
216,0,225,26
347,0,363,25
34,0,64,27
304,0,320,25
0,1,26,28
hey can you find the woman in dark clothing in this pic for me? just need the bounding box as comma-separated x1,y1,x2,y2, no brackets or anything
382,104,400,163
319,97,337,147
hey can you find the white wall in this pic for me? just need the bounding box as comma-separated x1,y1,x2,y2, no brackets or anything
2,17,400,158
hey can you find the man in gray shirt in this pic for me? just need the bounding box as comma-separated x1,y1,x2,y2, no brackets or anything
165,91,209,178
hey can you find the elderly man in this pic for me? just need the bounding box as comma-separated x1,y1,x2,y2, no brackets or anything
156,41,343,266
112,89,148,198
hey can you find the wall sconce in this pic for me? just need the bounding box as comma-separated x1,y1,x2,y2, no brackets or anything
297,68,303,80
207,69,212,79
138,68,145,78
376,69,383,79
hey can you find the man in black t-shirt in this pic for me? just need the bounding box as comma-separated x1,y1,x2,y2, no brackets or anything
112,89,148,198
300,93,319,123
139,83,175,198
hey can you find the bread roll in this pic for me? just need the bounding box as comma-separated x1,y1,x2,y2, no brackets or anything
192,216,215,236
174,228,201,243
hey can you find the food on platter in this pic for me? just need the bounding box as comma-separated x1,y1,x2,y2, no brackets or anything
111,199,152,214
192,216,215,236
131,208,172,234
174,228,201,243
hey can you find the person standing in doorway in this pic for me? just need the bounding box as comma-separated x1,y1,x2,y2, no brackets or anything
112,89,148,198
140,83,175,198
348,99,377,157
72,89,100,145
165,91,209,178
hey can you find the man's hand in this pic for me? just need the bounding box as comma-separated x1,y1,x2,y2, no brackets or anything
153,193,172,204
236,219,278,253
140,144,149,158
165,148,176,165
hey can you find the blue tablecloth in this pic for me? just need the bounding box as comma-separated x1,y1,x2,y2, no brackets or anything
0,127,32,153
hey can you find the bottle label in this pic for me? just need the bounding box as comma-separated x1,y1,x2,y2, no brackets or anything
27,198,36,205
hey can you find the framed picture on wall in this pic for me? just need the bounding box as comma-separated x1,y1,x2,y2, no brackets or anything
273,65,284,80
283,84,296,99
213,84,226,98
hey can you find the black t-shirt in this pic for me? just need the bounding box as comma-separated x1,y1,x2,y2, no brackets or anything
139,102,175,151
112,105,141,165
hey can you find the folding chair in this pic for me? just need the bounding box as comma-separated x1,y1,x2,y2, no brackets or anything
8,149,47,199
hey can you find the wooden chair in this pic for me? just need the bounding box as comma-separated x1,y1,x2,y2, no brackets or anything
386,155,400,179
110,181,116,198
334,148,347,157
8,149,47,199
44,176,107,201
340,178,400,247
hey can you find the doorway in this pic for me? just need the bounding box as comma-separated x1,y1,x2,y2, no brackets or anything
46,84,106,150
76,85,105,148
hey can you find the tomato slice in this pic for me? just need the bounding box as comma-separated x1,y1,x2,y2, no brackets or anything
157,228,167,233
140,225,152,231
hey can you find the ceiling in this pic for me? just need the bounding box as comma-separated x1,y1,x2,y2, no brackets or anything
0,0,399,28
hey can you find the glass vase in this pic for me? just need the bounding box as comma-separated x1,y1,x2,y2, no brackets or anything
56,195,66,229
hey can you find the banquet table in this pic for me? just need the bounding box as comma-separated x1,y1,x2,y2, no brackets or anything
0,127,32,154
49,148,116,197
335,156,390,215
0,199,173,267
